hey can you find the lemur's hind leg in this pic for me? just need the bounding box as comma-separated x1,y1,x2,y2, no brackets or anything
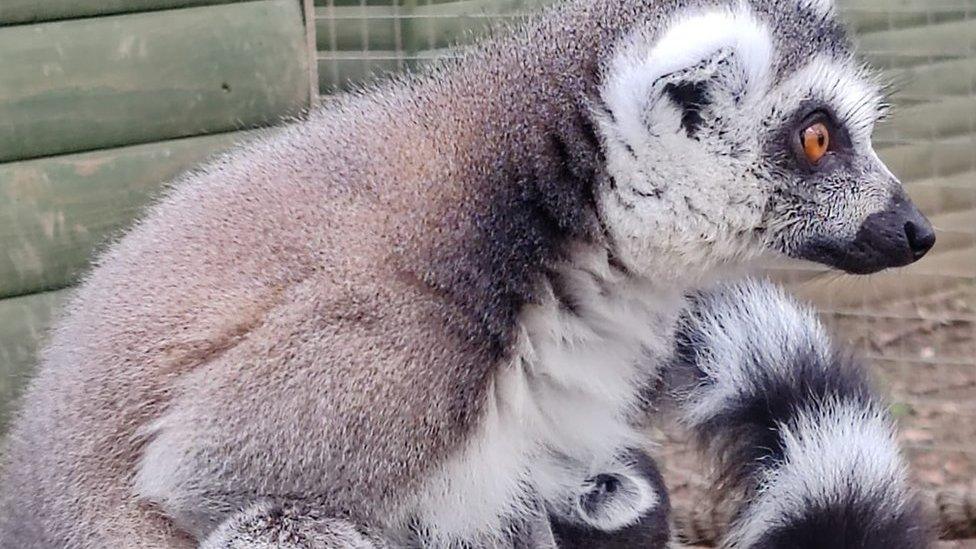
200,501,388,549
548,449,672,549
669,279,932,549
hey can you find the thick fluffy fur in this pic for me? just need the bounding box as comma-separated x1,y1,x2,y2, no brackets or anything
402,244,678,546
0,0,931,547
198,502,386,549
672,280,932,548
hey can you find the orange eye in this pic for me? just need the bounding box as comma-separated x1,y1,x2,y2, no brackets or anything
801,122,830,164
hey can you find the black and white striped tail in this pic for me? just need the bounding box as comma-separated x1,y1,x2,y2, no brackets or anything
671,279,932,549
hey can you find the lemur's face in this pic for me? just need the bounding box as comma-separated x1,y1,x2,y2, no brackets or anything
758,61,936,275
594,0,935,278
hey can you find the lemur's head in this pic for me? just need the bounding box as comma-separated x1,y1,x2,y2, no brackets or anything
593,0,935,278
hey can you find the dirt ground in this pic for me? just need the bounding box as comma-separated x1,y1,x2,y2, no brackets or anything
655,281,976,544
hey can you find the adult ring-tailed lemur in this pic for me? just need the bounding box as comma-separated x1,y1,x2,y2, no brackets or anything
0,0,937,547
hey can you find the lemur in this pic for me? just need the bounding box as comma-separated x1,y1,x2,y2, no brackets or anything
0,0,937,547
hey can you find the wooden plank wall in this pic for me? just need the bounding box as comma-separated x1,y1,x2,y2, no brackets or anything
0,1,242,26
0,290,69,427
0,131,259,298
0,0,314,430
315,0,554,92
0,1,309,163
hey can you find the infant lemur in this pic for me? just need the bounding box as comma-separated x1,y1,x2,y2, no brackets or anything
0,0,938,547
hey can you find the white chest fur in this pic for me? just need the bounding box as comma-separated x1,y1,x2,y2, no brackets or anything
405,246,684,546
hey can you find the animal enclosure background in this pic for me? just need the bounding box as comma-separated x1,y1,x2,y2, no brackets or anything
0,0,974,544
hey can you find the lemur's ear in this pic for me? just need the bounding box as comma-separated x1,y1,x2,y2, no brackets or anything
600,7,772,141
657,49,734,138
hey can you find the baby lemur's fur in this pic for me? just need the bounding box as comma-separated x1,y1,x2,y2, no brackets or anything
0,0,935,547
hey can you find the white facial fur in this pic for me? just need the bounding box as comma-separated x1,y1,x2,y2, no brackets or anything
769,55,885,146
798,0,837,17
594,5,775,279
593,1,894,277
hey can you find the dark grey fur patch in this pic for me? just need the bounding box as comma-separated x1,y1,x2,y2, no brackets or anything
664,80,710,137
752,495,932,549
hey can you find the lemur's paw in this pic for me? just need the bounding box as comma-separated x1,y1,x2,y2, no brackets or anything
200,501,384,549
575,469,655,531
550,450,672,549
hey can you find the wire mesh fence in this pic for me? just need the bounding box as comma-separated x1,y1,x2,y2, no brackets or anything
314,0,554,93
799,0,976,508
314,0,976,541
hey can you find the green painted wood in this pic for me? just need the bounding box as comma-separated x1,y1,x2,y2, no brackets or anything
312,1,973,53
907,183,976,215
0,0,246,26
403,0,551,51
319,52,403,92
318,50,447,92
889,58,976,101
315,0,476,6
315,0,552,54
839,0,976,33
874,96,976,144
0,288,70,434
0,131,256,299
909,170,976,190
312,1,976,91
880,135,976,183
0,1,309,164
858,19,976,69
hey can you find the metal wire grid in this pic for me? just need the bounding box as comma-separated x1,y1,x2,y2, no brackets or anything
314,0,554,92
813,2,976,492
312,0,976,495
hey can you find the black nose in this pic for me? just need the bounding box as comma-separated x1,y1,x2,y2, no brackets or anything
853,196,936,270
904,217,936,260
806,196,937,275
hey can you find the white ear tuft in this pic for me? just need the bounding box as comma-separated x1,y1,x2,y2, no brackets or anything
599,6,773,151
640,7,773,92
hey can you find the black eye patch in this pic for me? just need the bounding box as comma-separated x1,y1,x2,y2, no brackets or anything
664,80,710,138
791,108,854,171
763,102,855,173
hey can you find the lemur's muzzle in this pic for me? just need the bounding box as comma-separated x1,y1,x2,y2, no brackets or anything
797,190,936,275
820,194,936,275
